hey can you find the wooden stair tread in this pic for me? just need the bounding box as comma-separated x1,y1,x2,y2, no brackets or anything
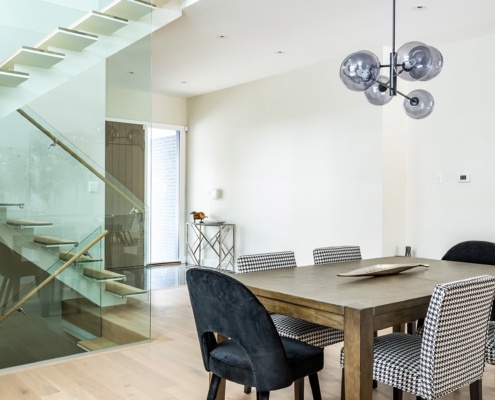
36,27,98,52
70,11,128,36
7,219,53,227
0,69,29,87
0,46,65,70
59,252,102,263
105,281,147,297
102,0,156,21
77,337,119,351
83,268,125,281
63,298,150,343
34,236,78,246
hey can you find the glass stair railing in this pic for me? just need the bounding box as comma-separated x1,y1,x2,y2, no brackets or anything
0,0,181,119
0,104,151,369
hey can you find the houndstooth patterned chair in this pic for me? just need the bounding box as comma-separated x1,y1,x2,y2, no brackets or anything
237,251,297,273
341,275,495,400
486,322,495,365
237,251,344,397
313,245,362,265
237,251,344,347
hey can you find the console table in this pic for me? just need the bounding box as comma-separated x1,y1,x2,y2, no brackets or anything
186,222,235,272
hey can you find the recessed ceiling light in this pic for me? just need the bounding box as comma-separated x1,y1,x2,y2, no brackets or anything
412,5,426,10
216,35,228,39
275,51,286,55
181,81,188,84
127,71,135,75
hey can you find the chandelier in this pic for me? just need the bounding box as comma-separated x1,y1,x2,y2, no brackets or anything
339,0,443,119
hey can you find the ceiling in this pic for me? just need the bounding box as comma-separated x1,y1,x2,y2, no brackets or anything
108,0,495,99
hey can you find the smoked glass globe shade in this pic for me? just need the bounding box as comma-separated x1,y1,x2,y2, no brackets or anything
397,41,432,81
340,51,380,91
364,75,393,105
403,89,435,119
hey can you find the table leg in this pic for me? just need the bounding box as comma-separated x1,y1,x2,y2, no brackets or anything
344,306,374,400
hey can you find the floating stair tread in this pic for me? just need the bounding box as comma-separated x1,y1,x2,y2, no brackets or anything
83,268,125,281
34,236,78,246
7,219,53,227
59,251,102,263
70,11,128,36
37,27,98,52
0,203,24,208
0,69,29,87
63,298,152,343
102,0,156,21
0,46,65,70
105,281,147,297
78,337,119,351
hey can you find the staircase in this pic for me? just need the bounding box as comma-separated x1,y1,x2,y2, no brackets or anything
0,0,182,119
0,0,187,368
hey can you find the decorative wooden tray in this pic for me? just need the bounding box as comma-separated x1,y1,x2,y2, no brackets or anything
337,263,429,277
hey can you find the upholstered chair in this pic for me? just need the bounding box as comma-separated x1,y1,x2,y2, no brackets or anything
237,251,344,398
187,268,324,400
341,275,495,400
442,240,495,322
237,251,344,348
486,322,495,367
312,245,361,265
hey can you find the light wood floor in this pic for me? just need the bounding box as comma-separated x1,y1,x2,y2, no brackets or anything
0,285,493,399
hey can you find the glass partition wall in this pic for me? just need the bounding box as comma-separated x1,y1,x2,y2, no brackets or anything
0,0,171,369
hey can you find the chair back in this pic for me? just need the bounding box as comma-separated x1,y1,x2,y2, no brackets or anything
442,240,495,321
313,245,361,265
186,268,293,390
418,275,495,399
236,251,296,273
442,240,495,265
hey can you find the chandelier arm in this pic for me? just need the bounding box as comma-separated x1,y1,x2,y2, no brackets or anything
370,78,414,102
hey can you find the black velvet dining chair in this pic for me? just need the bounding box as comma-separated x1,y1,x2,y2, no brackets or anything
442,240,495,321
187,267,324,400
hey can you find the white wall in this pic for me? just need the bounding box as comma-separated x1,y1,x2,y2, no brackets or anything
187,58,385,266
405,33,495,258
107,86,187,126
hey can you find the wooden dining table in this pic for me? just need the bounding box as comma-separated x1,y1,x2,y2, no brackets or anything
229,256,495,400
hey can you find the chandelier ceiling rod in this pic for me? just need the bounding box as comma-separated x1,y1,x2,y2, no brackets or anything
390,0,397,96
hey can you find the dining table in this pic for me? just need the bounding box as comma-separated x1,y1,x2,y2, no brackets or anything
227,256,495,400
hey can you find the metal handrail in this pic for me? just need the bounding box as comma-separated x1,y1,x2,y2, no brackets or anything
17,109,145,214
0,230,108,323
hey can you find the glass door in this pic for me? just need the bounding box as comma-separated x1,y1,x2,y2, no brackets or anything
147,125,186,264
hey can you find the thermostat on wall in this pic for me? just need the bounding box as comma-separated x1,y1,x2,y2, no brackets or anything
458,173,471,183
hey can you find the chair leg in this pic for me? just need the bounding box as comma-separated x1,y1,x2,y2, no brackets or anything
341,369,345,400
206,374,221,400
294,377,304,400
308,374,322,400
470,379,482,400
393,387,403,400
257,391,270,400
406,321,416,335
244,385,252,394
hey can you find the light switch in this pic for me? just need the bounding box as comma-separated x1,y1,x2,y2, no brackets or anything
88,182,99,192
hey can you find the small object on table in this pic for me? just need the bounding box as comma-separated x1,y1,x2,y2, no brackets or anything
337,263,429,277
190,211,207,223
